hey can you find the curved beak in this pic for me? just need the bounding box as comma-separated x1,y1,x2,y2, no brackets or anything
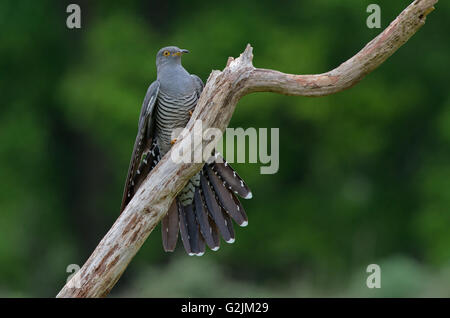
180,49,189,54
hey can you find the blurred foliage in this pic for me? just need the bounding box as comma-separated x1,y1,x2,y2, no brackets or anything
115,256,450,298
0,0,449,297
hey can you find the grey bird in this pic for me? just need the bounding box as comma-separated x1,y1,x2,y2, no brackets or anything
120,46,252,256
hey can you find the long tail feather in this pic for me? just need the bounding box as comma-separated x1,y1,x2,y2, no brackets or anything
212,154,252,199
194,188,219,251
221,206,235,244
197,231,206,256
184,204,203,256
232,193,248,226
208,217,221,250
161,199,179,252
200,173,233,242
178,201,194,256
205,164,247,226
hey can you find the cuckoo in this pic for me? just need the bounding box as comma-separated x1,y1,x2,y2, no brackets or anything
120,46,252,256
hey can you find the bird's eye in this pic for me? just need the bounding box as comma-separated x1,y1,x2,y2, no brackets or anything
163,51,170,57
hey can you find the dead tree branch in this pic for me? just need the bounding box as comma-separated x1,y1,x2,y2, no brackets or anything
57,0,437,298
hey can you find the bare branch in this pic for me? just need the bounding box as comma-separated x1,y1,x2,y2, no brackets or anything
56,0,437,298
246,0,437,96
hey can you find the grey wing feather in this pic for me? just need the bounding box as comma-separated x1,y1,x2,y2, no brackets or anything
191,74,204,98
120,80,160,212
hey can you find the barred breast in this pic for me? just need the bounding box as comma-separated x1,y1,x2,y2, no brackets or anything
154,89,200,206
154,89,198,156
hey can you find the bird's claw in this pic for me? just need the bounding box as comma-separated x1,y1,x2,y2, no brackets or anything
189,110,193,117
171,138,177,145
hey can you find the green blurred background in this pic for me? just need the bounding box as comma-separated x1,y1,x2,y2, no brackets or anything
1,0,449,297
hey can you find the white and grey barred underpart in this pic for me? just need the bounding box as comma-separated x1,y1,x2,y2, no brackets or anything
154,89,199,206
154,90,197,155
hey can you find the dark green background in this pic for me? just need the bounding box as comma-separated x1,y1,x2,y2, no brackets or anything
1,0,449,297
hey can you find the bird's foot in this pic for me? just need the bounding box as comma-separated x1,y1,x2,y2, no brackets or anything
171,138,177,145
189,110,193,117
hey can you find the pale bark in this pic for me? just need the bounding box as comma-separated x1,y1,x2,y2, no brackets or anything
57,0,437,298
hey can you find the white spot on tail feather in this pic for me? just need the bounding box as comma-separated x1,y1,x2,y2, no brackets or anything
240,220,248,227
245,192,253,199
226,238,235,244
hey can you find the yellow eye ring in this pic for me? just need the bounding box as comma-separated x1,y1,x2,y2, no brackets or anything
163,50,170,56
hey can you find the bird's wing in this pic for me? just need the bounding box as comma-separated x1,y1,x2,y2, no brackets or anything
191,74,204,98
120,80,160,212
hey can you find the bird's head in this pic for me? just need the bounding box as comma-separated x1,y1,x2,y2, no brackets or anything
156,46,189,68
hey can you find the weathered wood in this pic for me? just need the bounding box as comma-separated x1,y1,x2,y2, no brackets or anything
57,0,437,298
